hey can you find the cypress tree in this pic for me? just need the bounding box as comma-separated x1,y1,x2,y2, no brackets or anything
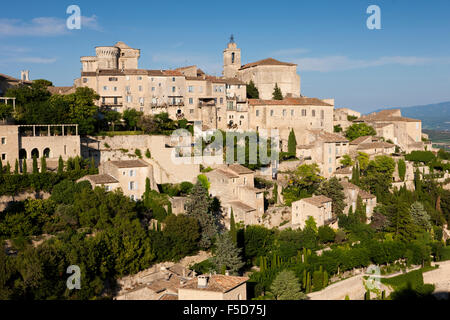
74,157,81,172
306,272,311,293
0,158,2,175
32,155,38,174
246,80,260,99
57,156,64,175
5,161,10,174
22,159,27,174
229,209,237,244
41,156,47,173
288,129,297,155
272,83,283,100
14,159,19,175
89,157,97,174
272,183,278,204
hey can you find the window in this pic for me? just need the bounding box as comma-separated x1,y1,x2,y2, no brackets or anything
138,85,143,92
172,77,176,82
198,86,203,93
312,110,316,117
321,110,324,119
109,77,118,81
256,110,259,117
152,87,155,91
113,87,117,92
126,76,130,80
130,195,135,201
220,98,223,104
302,109,306,116
103,86,108,91
139,97,144,104
83,78,88,83
282,109,286,116
172,86,176,92
126,96,132,103
190,109,194,114
188,86,194,93
1,153,5,161
126,86,130,92
328,167,332,173
129,170,135,177
231,52,235,63
137,76,142,80
1,137,5,145
105,185,111,191
189,98,193,104
291,109,294,116
129,181,135,190
270,110,274,116
329,157,332,164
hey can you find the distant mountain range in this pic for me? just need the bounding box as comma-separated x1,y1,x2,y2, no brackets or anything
373,101,450,130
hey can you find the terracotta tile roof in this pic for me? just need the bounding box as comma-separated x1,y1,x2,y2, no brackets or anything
308,129,349,143
248,97,333,107
180,275,249,293
85,174,119,185
159,293,178,300
350,136,374,145
240,58,296,70
83,69,183,77
357,109,420,123
340,181,376,199
109,159,149,168
301,195,332,207
47,86,76,95
206,76,245,85
357,141,395,150
226,164,254,175
228,200,256,212
163,70,183,76
0,73,32,84
207,168,240,179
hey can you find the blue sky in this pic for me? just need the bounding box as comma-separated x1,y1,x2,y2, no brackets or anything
1,0,450,113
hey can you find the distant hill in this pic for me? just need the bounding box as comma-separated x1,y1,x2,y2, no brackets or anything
373,101,450,130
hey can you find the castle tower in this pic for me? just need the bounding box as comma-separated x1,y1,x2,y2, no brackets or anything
95,46,120,70
20,70,30,81
223,35,241,78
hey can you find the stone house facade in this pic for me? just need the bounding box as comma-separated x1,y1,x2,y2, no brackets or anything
291,195,334,230
178,274,248,300
339,180,377,220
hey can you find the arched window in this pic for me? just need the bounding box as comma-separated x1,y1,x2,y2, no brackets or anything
19,149,27,160
231,52,235,64
31,148,39,158
43,148,51,158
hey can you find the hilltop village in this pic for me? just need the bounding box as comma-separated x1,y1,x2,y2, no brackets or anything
0,38,449,301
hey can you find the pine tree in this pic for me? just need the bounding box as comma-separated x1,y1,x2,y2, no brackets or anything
14,159,19,175
270,270,307,300
185,182,218,249
229,209,237,244
288,129,297,155
57,156,64,175
32,155,38,174
246,80,260,99
40,156,47,173
272,83,283,100
410,201,432,230
388,198,414,241
211,233,244,275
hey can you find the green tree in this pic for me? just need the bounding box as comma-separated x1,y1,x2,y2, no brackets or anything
318,225,335,243
123,109,143,131
0,103,13,120
163,214,200,260
104,110,121,131
22,159,27,174
185,182,218,249
197,174,210,190
340,154,354,167
270,270,307,300
410,202,432,231
229,209,237,244
356,152,370,171
32,155,39,174
246,80,259,99
317,177,346,215
40,156,47,173
288,129,297,155
272,83,283,100
57,156,64,175
345,123,376,141
398,159,406,181
14,159,19,175
211,233,244,275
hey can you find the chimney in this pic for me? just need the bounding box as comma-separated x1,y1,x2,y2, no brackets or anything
225,270,230,276
197,275,208,288
20,70,30,82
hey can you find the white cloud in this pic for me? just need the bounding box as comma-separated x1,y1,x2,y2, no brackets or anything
292,55,437,72
0,15,102,37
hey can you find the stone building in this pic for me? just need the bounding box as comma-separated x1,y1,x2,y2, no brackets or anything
178,274,248,300
333,108,361,131
0,71,32,96
223,36,300,100
296,130,349,178
247,97,335,149
291,195,334,230
0,124,80,171
339,180,377,220
205,164,264,227
355,109,424,153
79,159,157,200
349,136,396,158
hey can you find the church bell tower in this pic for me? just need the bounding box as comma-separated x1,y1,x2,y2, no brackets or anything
223,35,241,78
